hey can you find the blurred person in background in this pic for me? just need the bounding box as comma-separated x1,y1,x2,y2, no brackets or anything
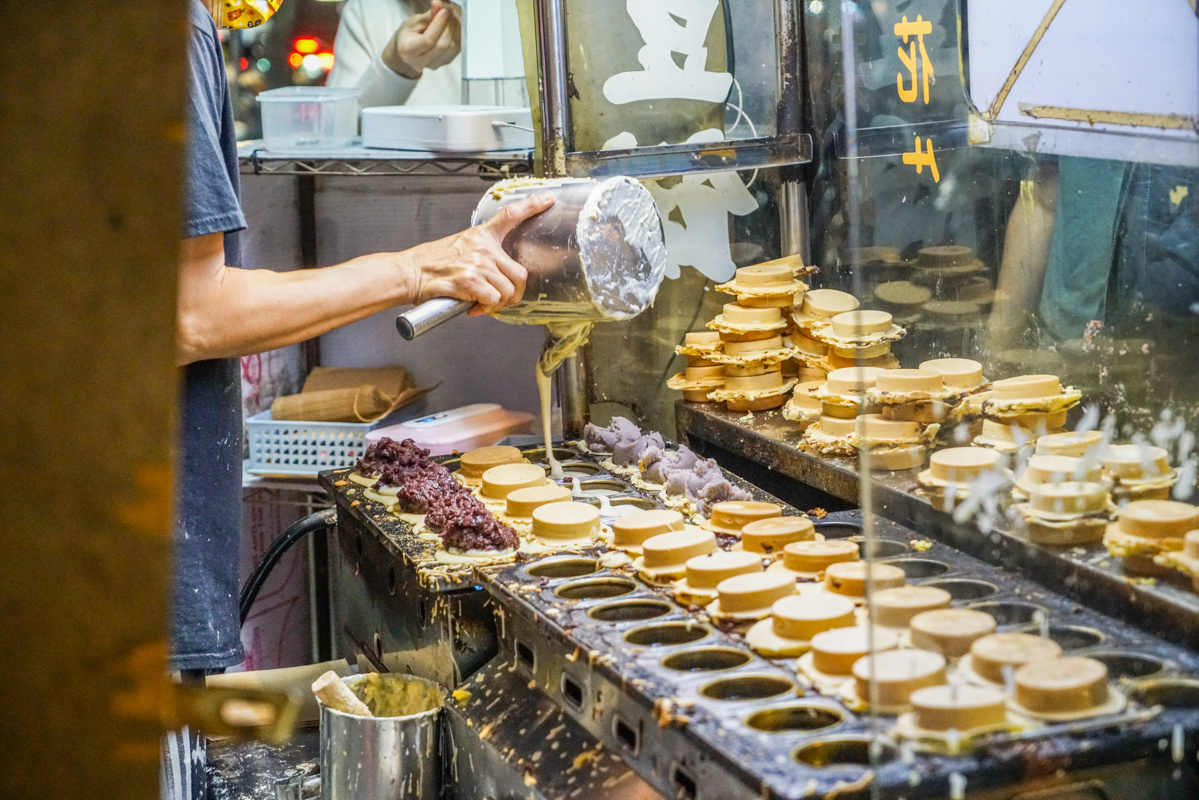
987,157,1199,353
327,0,462,106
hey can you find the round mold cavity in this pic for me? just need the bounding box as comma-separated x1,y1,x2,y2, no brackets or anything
850,537,908,559
557,461,603,478
793,736,899,770
588,599,674,623
523,446,578,464
526,557,600,580
662,648,753,673
574,478,632,496
439,458,461,471
1089,651,1168,681
922,579,998,601
624,622,711,647
1045,625,1105,651
967,601,1047,627
699,674,795,702
578,495,658,513
554,577,637,600
1130,679,1199,708
745,704,844,734
882,558,951,579
814,521,863,539
611,496,658,511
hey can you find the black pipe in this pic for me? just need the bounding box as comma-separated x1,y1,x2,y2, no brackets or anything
239,508,337,626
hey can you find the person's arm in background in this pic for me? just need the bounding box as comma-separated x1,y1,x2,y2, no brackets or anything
327,0,460,108
176,193,553,365
986,164,1059,352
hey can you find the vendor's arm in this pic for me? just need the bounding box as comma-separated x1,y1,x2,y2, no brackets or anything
986,165,1059,352
327,0,461,108
176,192,551,365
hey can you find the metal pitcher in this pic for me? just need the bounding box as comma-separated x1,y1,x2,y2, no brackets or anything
318,674,443,800
396,176,667,338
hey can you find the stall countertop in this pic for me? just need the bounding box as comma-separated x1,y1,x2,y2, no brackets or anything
208,727,319,800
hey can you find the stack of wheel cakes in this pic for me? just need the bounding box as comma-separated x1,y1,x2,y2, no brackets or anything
800,366,889,457
790,289,904,373
789,295,909,459
1008,435,1113,546
698,256,812,412
912,245,993,320
847,246,908,304
668,331,724,403
980,374,1080,446
915,446,1014,509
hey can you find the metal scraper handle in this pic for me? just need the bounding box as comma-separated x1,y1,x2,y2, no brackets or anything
395,297,474,340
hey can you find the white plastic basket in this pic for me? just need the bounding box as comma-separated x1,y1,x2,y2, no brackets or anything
245,410,397,476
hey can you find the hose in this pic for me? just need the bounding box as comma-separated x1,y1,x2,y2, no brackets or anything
239,507,337,625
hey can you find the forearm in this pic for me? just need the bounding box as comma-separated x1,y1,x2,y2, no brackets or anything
993,200,1054,313
987,175,1058,350
178,252,413,364
177,192,552,365
356,56,418,109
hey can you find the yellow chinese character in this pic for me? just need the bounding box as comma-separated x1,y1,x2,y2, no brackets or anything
895,15,934,104
903,136,940,182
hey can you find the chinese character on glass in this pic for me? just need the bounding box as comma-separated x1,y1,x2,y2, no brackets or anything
604,129,759,283
603,0,734,106
902,136,940,183
895,14,934,104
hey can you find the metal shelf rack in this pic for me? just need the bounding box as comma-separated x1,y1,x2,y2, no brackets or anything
237,142,533,180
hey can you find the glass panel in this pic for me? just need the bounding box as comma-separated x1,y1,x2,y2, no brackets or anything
564,0,782,152
588,171,783,431
810,0,1199,790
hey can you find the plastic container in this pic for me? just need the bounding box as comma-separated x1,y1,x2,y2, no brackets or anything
365,403,535,456
245,409,401,476
257,86,359,151
361,105,533,152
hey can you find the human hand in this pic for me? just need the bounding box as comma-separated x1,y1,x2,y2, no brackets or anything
381,0,462,80
402,193,556,316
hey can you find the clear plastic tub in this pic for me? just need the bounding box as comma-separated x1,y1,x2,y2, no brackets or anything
257,86,360,151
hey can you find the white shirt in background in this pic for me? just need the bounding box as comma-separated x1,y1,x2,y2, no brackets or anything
327,0,462,107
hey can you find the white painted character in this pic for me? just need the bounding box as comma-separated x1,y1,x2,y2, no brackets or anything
602,0,734,106
605,129,759,283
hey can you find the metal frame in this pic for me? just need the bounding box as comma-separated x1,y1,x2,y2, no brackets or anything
239,152,533,179
532,0,809,181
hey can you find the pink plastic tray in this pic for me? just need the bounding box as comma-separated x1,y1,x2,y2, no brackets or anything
365,403,535,456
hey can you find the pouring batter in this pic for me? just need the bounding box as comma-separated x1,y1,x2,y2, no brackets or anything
464,177,666,479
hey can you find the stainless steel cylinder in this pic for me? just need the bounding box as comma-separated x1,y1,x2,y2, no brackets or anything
319,674,443,800
471,177,667,325
395,297,473,340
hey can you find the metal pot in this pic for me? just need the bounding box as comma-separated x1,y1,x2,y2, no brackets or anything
318,673,443,800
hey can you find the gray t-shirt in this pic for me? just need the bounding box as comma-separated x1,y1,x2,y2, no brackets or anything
172,0,247,671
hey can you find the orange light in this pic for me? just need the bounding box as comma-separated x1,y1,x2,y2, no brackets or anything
317,51,336,70
293,37,320,55
288,52,304,68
